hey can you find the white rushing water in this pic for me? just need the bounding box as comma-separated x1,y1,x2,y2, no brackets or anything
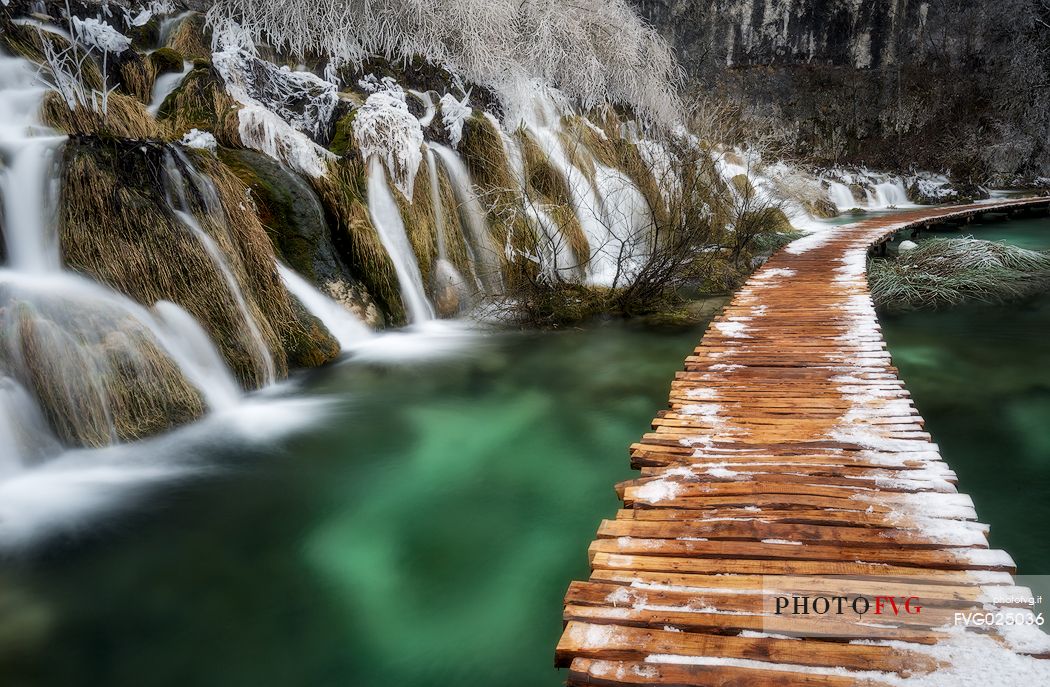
827,181,857,211
0,51,286,548
429,143,503,294
147,60,193,115
366,156,435,323
162,152,277,384
277,263,373,349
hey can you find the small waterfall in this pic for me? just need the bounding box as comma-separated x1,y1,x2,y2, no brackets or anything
162,152,277,384
425,147,472,310
592,162,651,280
157,11,193,47
873,181,908,208
827,182,856,211
409,89,437,127
426,148,448,260
529,127,623,286
148,61,193,116
152,301,242,411
430,143,503,294
0,56,62,272
277,263,372,349
366,156,434,323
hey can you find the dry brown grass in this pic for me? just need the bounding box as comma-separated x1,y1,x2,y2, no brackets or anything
193,151,339,370
41,91,163,139
165,13,211,61
57,139,337,388
3,296,206,447
118,56,157,104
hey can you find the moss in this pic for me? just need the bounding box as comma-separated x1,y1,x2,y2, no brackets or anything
158,65,241,145
328,109,358,156
150,47,185,75
128,14,161,51
41,91,162,139
165,13,211,62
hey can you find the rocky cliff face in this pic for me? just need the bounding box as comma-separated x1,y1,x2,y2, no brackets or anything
632,0,1050,181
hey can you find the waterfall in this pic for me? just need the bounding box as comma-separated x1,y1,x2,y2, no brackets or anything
156,10,193,47
366,156,435,323
409,89,437,127
0,56,62,272
425,147,473,310
148,61,193,116
430,144,503,294
827,182,857,211
873,181,908,208
162,152,277,384
277,263,372,349
529,127,623,286
152,301,242,411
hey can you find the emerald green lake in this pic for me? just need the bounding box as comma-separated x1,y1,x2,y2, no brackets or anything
0,324,702,687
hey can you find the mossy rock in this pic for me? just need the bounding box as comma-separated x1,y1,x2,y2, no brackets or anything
328,108,358,156
59,137,338,388
219,148,355,288
128,14,161,50
158,65,242,145
283,297,341,368
806,197,839,219
150,47,185,75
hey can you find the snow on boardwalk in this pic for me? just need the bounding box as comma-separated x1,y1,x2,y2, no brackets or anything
556,198,1050,686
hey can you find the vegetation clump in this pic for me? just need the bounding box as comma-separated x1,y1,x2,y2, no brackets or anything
869,237,1050,311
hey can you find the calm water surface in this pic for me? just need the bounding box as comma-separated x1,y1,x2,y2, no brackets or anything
0,324,702,687
880,215,1050,574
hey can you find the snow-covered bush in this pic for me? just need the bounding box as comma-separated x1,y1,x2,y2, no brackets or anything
206,0,682,127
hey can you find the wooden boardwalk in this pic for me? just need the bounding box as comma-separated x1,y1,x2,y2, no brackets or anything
556,198,1050,685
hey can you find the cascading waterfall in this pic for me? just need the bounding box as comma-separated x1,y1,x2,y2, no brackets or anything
429,143,503,294
277,264,372,349
827,181,857,211
366,156,435,323
162,151,277,384
528,126,624,286
872,181,909,208
148,61,193,116
424,147,472,309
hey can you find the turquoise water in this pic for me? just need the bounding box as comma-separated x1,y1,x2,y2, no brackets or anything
0,324,702,687
880,215,1050,574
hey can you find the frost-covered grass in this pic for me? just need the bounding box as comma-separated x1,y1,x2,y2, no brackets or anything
206,0,682,126
869,237,1050,311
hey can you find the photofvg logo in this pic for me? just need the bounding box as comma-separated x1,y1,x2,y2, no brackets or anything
774,594,922,617
760,575,1050,642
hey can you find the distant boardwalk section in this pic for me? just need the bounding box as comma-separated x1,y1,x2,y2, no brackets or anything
556,198,1050,685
